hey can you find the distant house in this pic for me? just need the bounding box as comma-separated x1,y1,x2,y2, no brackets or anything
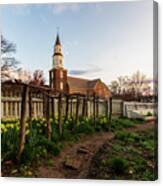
49,34,111,99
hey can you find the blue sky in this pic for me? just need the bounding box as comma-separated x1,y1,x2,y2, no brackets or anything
0,0,153,84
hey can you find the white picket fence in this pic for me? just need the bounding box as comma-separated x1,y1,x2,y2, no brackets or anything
1,97,107,119
123,102,156,119
1,96,156,119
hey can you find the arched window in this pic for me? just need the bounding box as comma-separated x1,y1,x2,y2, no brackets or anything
60,82,63,90
60,71,63,78
51,72,53,80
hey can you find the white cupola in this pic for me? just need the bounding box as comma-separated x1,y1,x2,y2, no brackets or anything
53,34,64,69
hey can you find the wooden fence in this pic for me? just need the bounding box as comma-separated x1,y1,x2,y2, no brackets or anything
123,101,156,118
1,82,123,119
1,82,156,160
1,96,126,119
2,88,155,120
1,92,109,119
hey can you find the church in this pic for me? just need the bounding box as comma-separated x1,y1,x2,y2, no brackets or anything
49,34,111,99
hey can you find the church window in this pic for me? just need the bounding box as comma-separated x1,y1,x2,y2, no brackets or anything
60,82,63,90
51,72,53,80
60,71,63,78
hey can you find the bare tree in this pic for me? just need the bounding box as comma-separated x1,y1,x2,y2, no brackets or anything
1,35,20,82
1,35,19,71
109,80,119,95
129,71,151,96
109,76,129,95
109,71,151,97
30,70,45,86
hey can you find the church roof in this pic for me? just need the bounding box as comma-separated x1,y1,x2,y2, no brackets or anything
67,76,101,94
87,79,101,88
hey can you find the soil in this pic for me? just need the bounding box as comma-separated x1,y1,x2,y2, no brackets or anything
35,121,155,179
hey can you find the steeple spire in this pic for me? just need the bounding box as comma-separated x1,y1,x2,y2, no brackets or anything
55,34,61,45
55,27,61,45
53,32,64,69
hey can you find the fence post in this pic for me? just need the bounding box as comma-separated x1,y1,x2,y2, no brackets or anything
82,97,86,117
70,97,73,118
75,95,80,127
43,94,46,119
93,93,96,128
85,96,88,117
96,96,99,119
105,99,109,119
28,91,33,129
58,93,62,136
121,100,124,117
109,97,112,123
65,95,69,121
46,94,51,140
51,97,55,120
17,84,29,160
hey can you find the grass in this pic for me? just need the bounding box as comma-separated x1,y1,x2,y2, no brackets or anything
109,156,129,175
111,117,144,131
1,116,146,177
88,128,156,180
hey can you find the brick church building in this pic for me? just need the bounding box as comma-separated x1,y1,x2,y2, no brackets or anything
49,34,111,99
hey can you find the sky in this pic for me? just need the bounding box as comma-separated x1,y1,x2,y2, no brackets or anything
0,0,154,85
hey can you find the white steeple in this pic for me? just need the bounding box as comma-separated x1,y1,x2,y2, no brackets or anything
53,34,64,69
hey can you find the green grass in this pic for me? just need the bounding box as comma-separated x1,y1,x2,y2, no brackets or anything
1,116,146,177
88,128,156,180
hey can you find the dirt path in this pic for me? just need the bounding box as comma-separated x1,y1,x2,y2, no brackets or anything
35,121,155,179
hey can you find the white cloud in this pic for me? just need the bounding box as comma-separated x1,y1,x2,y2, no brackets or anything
11,4,31,16
51,3,80,15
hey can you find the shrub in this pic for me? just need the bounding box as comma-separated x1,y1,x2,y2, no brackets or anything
96,116,110,131
146,112,153,116
76,123,94,134
110,156,129,175
115,131,131,141
1,127,19,162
